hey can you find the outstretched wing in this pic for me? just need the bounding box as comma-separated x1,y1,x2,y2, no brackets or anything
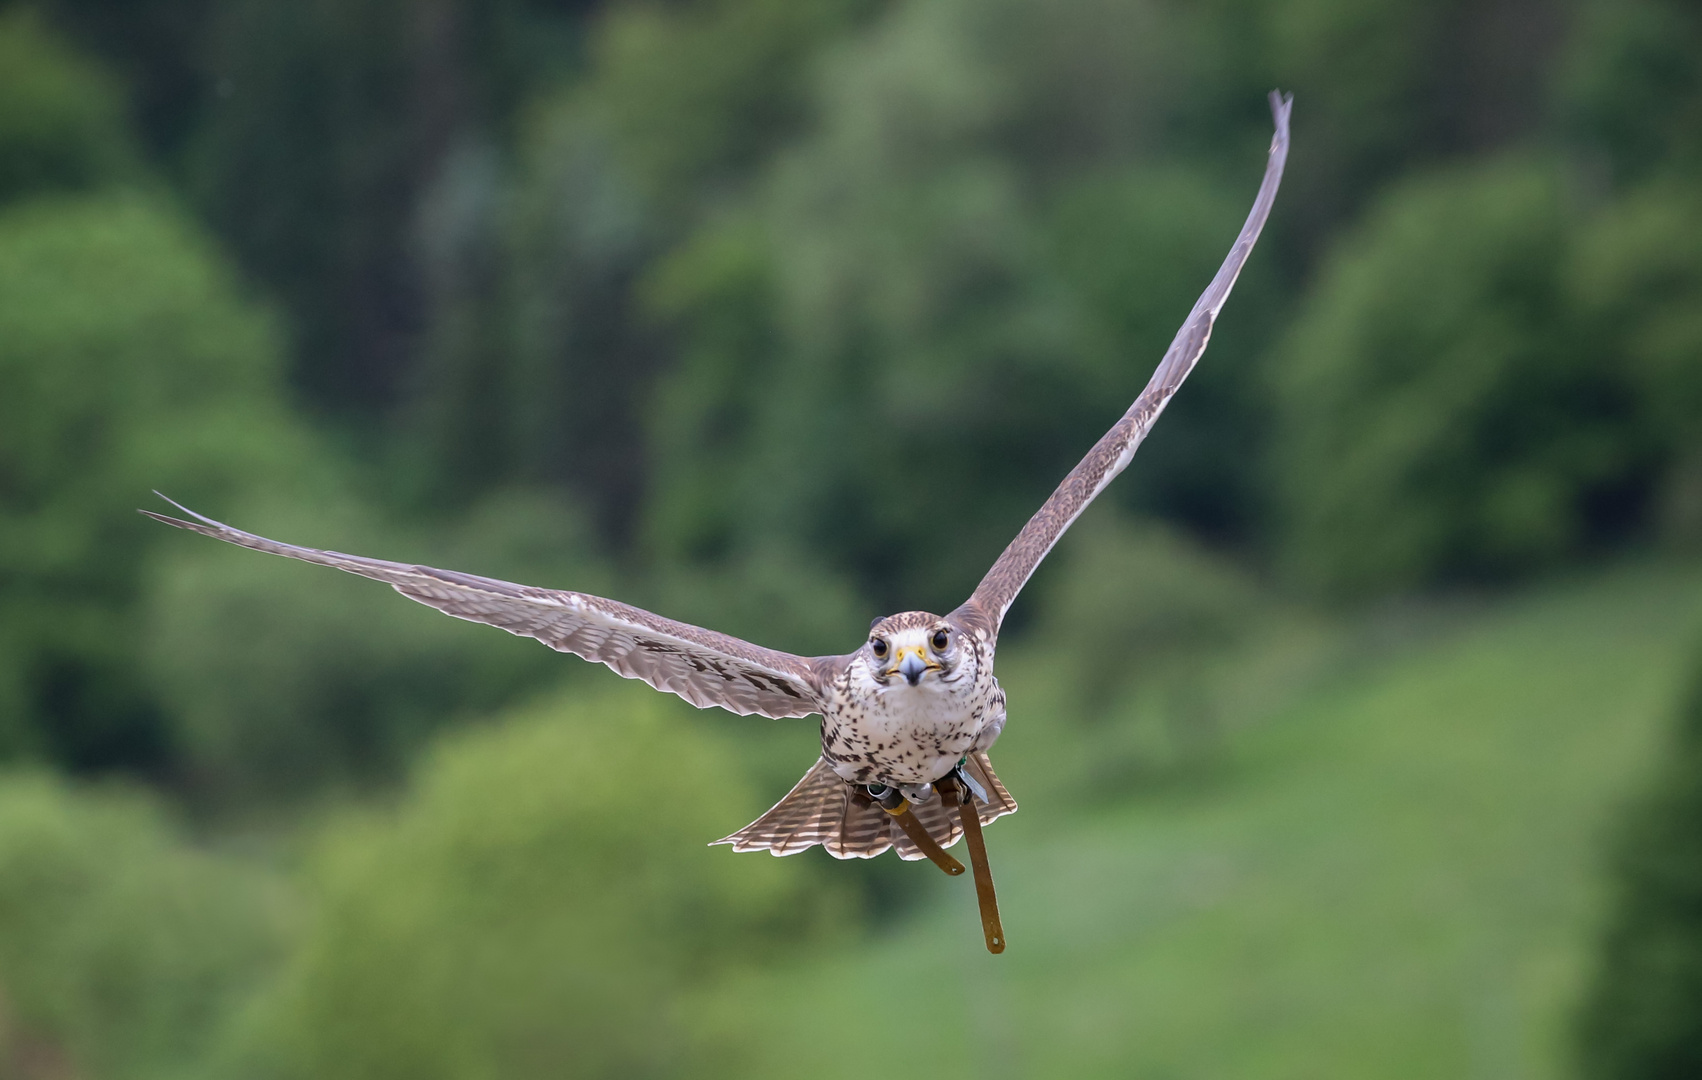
142,497,831,719
955,91,1292,637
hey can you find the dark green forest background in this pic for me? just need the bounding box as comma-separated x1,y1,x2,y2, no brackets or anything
2,0,1702,1076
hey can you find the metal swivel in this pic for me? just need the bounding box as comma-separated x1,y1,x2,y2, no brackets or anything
864,782,908,813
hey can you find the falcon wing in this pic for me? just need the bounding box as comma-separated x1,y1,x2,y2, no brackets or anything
142,496,830,719
955,91,1292,637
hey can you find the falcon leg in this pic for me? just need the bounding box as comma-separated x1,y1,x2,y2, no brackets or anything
865,784,964,876
937,771,1005,954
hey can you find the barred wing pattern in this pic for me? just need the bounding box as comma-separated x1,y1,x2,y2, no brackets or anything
141,498,829,719
713,752,1016,859
958,92,1292,636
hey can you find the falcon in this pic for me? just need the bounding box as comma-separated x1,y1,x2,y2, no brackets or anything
145,93,1291,953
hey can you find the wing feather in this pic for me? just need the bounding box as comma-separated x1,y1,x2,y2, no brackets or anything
142,496,833,719
956,92,1293,636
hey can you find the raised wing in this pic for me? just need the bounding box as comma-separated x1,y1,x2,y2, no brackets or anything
955,91,1292,638
142,496,832,719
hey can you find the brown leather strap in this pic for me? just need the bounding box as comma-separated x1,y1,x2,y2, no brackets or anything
941,783,1005,953
887,804,965,876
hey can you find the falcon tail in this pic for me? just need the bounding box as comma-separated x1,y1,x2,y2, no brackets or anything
712,752,1016,860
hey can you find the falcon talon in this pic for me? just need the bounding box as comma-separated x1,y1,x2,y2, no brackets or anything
142,92,1294,956
898,782,936,805
865,783,907,813
946,762,988,806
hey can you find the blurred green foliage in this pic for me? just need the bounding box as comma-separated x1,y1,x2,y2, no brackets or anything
0,192,328,770
1560,0,1702,187
1274,162,1644,594
186,0,586,415
1013,510,1277,792
1572,184,1702,547
0,10,134,204
18,0,1695,612
1275,157,1702,596
405,0,877,537
226,682,844,1080
584,0,878,215
0,772,286,1080
384,0,1702,613
1579,650,1702,1079
637,0,1282,611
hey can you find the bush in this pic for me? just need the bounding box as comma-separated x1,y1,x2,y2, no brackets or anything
1273,161,1653,598
1570,184,1702,547
1578,653,1702,1078
0,773,287,1080
1011,510,1274,794
0,194,334,770
231,681,844,1080
1560,0,1702,186
0,12,134,205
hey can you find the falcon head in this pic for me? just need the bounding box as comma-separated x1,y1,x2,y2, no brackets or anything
862,611,969,688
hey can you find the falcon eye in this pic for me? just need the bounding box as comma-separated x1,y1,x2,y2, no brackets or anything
871,638,888,658
931,629,950,652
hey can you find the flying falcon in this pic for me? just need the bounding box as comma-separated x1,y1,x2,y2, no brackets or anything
146,93,1291,953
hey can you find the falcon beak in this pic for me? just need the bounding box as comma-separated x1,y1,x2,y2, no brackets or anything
891,646,938,686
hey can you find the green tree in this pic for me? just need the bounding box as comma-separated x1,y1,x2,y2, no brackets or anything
1578,653,1702,1079
1570,184,1702,547
231,681,844,1080
403,0,875,534
642,0,1283,613
1272,160,1656,597
0,18,601,798
0,10,135,205
0,194,330,769
1560,0,1702,186
189,0,569,417
1013,509,1272,794
1247,0,1568,235
0,773,287,1080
